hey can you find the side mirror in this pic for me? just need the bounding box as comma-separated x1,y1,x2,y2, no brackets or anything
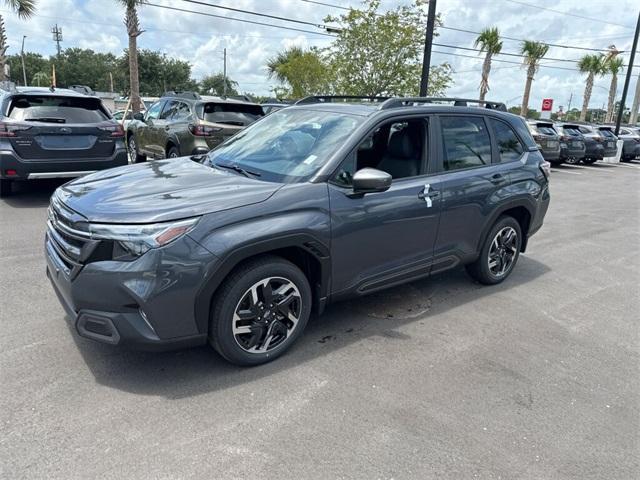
350,168,392,197
133,112,145,121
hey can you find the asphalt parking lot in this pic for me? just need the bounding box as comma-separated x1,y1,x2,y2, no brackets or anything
1,161,639,480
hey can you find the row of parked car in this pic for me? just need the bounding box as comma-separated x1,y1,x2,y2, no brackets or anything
526,119,640,165
0,85,638,197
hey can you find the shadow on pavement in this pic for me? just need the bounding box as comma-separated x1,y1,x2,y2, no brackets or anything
1,179,66,208
61,255,551,399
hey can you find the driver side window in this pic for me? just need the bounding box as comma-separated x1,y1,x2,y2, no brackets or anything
332,118,427,187
145,101,163,121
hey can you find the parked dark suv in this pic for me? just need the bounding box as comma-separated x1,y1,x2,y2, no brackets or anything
45,96,550,366
126,91,264,161
554,123,586,164
526,120,561,164
0,86,127,196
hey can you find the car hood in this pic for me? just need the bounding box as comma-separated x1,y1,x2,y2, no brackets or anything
57,157,282,223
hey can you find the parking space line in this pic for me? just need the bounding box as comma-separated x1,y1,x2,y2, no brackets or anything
609,163,640,169
551,168,581,175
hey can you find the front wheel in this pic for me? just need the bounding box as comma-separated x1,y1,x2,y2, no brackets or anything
466,216,522,285
127,134,145,163
209,256,312,366
582,158,597,165
564,156,580,165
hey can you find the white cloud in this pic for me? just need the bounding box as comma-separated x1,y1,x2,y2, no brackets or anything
1,0,637,101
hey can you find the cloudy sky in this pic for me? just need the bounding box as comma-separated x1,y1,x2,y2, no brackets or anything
2,0,639,111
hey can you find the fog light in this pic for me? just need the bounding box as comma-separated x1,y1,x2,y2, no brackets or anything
5,169,17,176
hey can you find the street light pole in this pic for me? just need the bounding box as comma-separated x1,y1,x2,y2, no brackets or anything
419,0,437,97
615,10,640,135
223,48,227,97
20,35,27,86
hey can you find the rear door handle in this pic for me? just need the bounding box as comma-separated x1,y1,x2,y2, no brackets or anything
164,125,171,131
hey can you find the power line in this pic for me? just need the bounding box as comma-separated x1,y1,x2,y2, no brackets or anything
433,50,577,71
433,43,580,63
179,0,332,31
145,2,335,37
298,0,630,52
503,0,635,30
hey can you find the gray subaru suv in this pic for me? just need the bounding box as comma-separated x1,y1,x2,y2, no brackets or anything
45,96,550,366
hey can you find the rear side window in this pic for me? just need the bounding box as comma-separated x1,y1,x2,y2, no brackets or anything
197,102,264,126
599,129,616,138
172,102,191,120
7,95,109,123
490,119,524,162
440,116,491,171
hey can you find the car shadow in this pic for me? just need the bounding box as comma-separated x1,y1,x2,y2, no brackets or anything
62,255,551,399
2,179,66,208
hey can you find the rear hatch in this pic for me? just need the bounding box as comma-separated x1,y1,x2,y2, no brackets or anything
195,101,264,148
530,122,559,151
597,127,618,152
559,124,585,148
3,94,119,161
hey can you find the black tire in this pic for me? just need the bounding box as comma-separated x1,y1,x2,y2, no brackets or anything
582,157,597,165
209,255,312,366
466,216,522,285
0,178,12,197
167,145,180,158
564,157,580,165
127,134,145,163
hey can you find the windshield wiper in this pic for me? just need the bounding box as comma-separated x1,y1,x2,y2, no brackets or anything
25,117,66,123
214,162,261,178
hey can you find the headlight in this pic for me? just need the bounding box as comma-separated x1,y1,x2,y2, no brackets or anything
89,217,200,256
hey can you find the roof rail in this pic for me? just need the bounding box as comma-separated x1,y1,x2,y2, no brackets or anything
380,97,507,111
161,91,201,100
295,95,390,105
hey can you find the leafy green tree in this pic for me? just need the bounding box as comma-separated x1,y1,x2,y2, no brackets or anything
520,40,549,117
267,47,330,98
578,54,605,122
474,27,502,102
7,51,48,85
199,73,239,96
323,0,452,96
118,49,193,96
31,71,49,86
54,48,119,91
0,0,36,81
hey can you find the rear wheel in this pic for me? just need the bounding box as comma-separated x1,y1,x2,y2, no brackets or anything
466,216,522,285
209,256,312,366
0,179,12,197
167,145,180,158
582,158,597,164
564,156,580,165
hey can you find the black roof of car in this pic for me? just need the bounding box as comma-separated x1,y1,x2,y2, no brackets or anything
6,87,91,97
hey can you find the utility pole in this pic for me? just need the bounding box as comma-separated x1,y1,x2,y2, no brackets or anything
109,72,114,93
567,92,573,118
615,10,640,135
630,74,640,124
419,0,437,97
20,35,27,86
223,48,227,97
51,24,63,56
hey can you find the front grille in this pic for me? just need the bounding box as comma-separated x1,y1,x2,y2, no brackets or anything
46,197,100,278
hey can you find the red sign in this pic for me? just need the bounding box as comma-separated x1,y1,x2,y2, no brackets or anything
541,98,554,111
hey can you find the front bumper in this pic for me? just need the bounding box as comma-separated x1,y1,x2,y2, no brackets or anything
1,147,128,180
45,230,216,350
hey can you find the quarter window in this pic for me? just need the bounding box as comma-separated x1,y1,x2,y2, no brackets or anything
440,116,491,171
490,119,524,162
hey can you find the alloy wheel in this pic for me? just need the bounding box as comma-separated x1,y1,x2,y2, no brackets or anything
488,226,518,277
128,137,137,161
232,277,302,353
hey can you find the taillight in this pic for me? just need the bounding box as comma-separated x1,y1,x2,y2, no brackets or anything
98,122,125,137
539,160,551,180
188,124,222,137
0,121,32,137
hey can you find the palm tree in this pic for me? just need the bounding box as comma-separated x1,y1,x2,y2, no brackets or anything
474,27,502,102
578,54,605,122
520,41,549,117
0,0,36,82
31,71,49,86
117,0,144,113
604,57,624,123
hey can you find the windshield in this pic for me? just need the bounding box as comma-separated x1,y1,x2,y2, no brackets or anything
205,108,363,182
197,102,264,126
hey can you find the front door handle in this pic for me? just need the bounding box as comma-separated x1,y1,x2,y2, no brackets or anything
164,125,171,131
417,184,439,207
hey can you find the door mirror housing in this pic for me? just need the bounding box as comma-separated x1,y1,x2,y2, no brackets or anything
349,168,392,197
133,112,145,121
